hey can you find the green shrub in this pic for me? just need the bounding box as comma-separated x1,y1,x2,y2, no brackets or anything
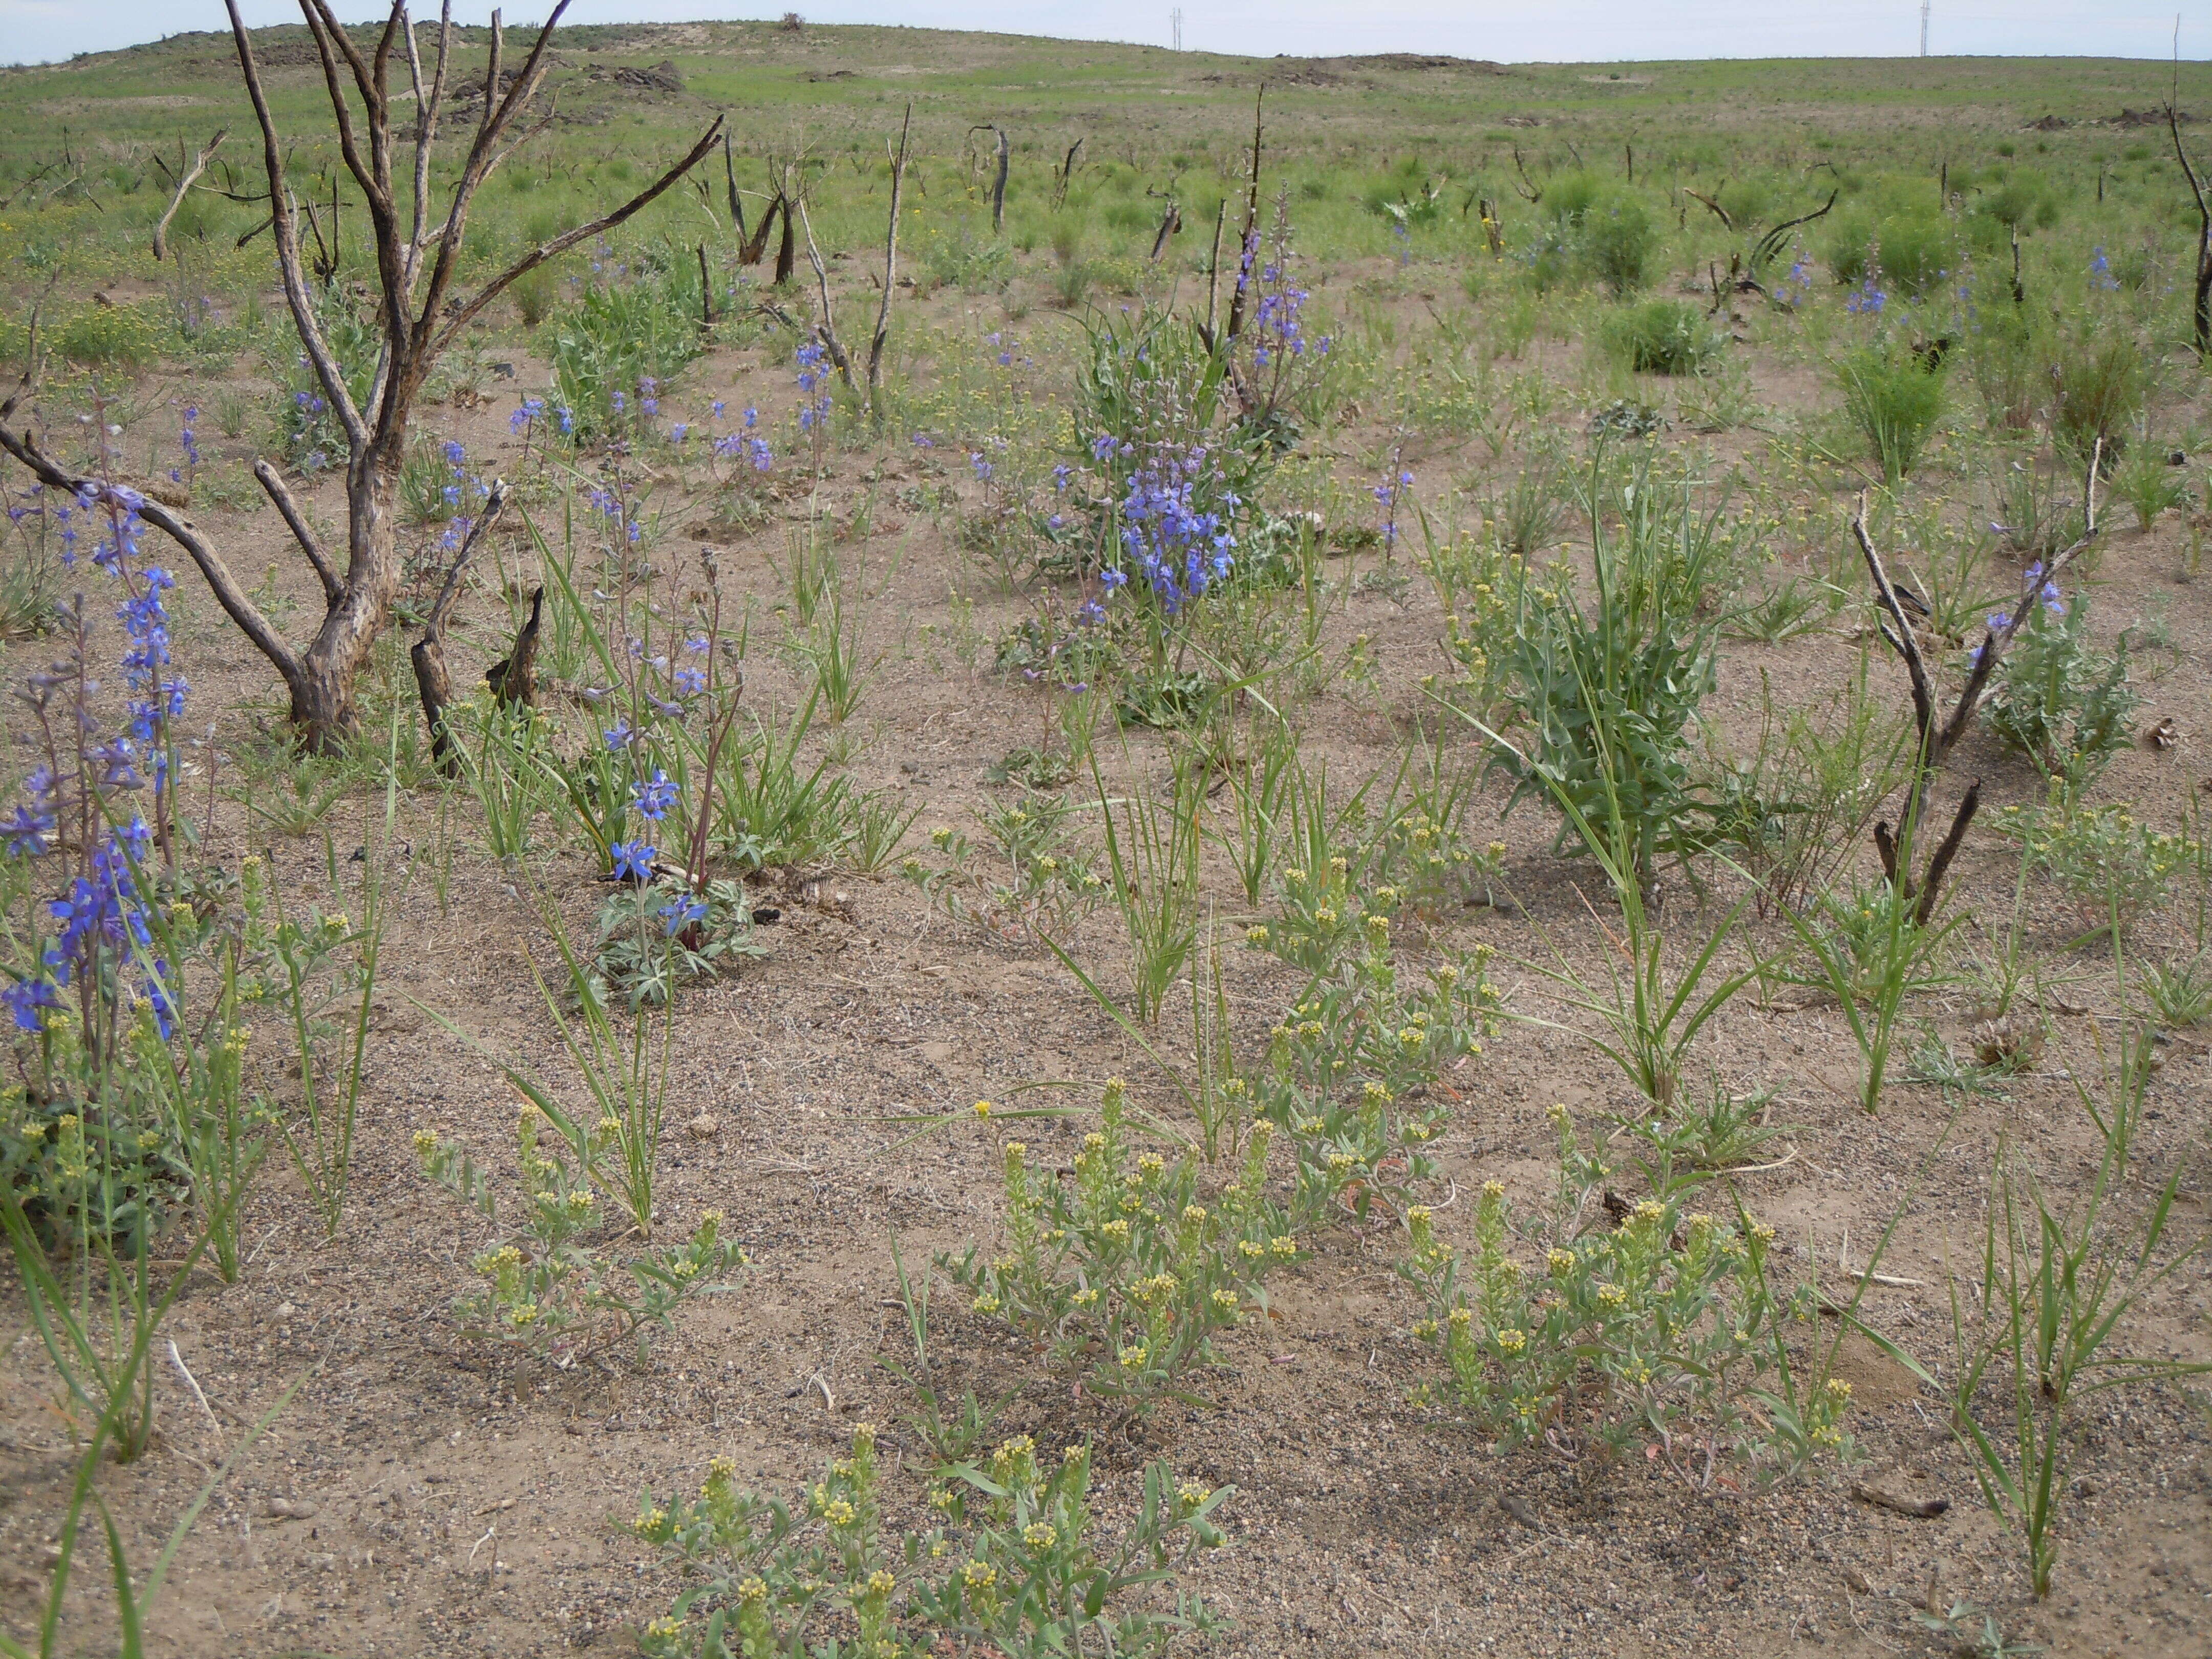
1545,171,1603,227
511,265,556,328
2113,435,2191,529
57,301,163,371
1827,213,1954,297
1836,345,1945,482
550,259,704,437
1582,197,1659,295
1474,454,1733,885
1999,789,2193,935
1983,585,2137,788
1399,1105,1844,1470
1602,300,1721,375
2047,329,2147,465
629,1426,1230,1659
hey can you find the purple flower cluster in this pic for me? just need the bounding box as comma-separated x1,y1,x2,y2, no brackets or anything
3,477,188,1036
1110,444,1237,614
1844,276,1887,316
795,342,834,434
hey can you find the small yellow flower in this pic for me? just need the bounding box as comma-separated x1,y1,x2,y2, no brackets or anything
822,1498,857,1526
973,1099,994,1119
1023,1521,1058,1548
1496,1328,1527,1354
736,1576,769,1603
962,1559,997,1591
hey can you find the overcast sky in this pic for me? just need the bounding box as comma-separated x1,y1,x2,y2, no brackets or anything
2,2,2202,71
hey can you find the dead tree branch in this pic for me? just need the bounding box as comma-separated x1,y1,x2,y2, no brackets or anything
865,104,911,402
251,459,344,604
796,193,856,392
2170,102,2212,355
1681,187,1731,231
1221,86,1266,348
152,129,228,261
1851,440,2101,913
408,479,511,774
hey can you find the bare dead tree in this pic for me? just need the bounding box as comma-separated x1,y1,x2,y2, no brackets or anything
2168,103,2212,356
0,0,720,754
865,105,912,400
1051,137,1083,210
1510,145,1542,205
796,106,910,421
1681,187,1732,231
1851,440,2102,923
1201,199,1227,345
1148,199,1182,262
1197,87,1265,360
151,129,228,261
796,191,856,391
722,127,748,242
967,124,1009,233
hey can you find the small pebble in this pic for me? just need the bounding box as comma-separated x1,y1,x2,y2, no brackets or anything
687,1114,719,1140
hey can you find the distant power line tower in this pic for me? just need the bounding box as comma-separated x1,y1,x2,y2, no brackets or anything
1920,1,1930,56
1172,8,1183,50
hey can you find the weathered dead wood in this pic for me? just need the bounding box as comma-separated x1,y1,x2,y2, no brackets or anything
483,583,541,708
865,104,911,400
1148,199,1182,261
2168,102,2212,355
1221,88,1265,347
152,129,229,261
0,0,721,756
1852,441,2101,913
408,483,512,774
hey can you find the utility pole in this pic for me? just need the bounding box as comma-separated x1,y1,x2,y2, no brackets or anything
1172,8,1183,51
1920,1,1930,56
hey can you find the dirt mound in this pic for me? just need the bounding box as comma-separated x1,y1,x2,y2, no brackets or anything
2025,114,2069,131
1323,52,1511,73
2114,105,2190,126
583,57,684,93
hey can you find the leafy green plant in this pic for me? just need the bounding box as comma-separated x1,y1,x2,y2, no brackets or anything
945,1079,1294,1412
261,810,389,1240
629,1424,1230,1659
550,258,705,438
1874,1025,2208,1599
1914,1601,2046,1659
1998,788,2193,938
1782,868,1962,1113
1982,585,2136,786
1581,195,1660,295
1837,344,1945,483
1398,1107,1836,1467
2111,434,2190,529
1701,658,1912,914
414,1108,736,1363
2139,950,2212,1028
901,791,1105,942
2047,327,2146,466
1601,300,1721,376
1473,451,1731,888
1095,752,1203,1024
592,875,766,1008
